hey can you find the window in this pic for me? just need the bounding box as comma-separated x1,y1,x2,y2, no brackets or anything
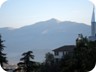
55,51,59,56
63,51,68,55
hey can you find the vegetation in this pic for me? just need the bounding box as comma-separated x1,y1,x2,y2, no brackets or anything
37,34,96,72
0,34,7,67
20,51,35,72
45,52,54,65
60,34,96,72
38,52,60,72
1,34,96,72
74,35,96,72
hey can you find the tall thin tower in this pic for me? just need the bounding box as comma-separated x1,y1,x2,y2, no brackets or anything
89,5,96,41
91,5,96,36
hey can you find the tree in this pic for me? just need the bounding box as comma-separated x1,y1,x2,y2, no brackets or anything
73,34,96,72
20,51,34,72
60,34,96,72
0,34,7,67
45,52,54,65
38,52,60,72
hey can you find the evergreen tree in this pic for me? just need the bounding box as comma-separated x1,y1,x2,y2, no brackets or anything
20,51,35,72
0,34,7,67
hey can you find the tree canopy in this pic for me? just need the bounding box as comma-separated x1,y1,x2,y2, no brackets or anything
0,34,7,68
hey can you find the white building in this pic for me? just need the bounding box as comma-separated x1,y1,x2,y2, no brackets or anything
53,45,75,62
53,6,96,61
89,6,96,41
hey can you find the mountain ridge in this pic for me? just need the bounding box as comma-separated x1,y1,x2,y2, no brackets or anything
0,19,91,64
0,18,90,29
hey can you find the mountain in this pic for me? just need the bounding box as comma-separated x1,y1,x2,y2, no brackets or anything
0,18,91,64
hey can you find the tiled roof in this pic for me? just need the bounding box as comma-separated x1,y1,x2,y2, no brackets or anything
53,45,75,52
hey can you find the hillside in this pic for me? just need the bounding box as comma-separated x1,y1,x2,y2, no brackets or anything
0,19,91,63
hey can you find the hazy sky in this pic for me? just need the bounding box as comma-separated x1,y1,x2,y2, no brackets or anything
0,0,94,28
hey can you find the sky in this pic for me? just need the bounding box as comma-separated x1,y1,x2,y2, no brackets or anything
1,0,96,71
0,0,94,28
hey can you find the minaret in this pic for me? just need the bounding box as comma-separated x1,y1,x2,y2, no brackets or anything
89,5,96,41
91,6,96,36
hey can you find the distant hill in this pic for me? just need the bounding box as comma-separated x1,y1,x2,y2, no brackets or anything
0,18,91,64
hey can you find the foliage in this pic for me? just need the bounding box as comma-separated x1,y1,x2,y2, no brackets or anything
0,34,7,67
45,52,54,65
60,34,96,72
57,34,96,72
74,35,96,71
20,51,35,72
38,52,60,72
14,34,96,72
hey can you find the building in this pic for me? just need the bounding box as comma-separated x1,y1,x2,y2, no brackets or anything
53,5,96,62
89,6,96,41
53,45,75,62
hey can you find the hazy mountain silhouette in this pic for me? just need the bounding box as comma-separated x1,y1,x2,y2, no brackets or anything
0,18,91,63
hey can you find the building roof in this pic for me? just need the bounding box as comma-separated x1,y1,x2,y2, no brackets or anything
53,45,75,52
